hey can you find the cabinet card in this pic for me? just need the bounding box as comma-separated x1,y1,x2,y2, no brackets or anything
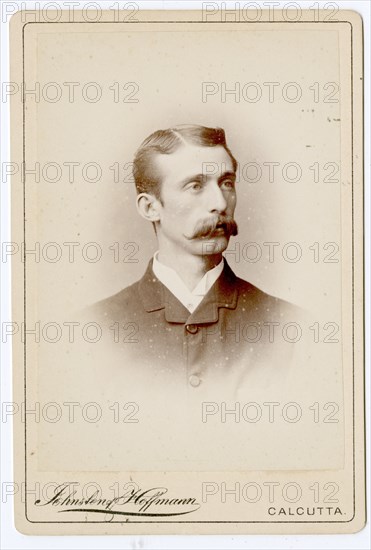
10,7,365,535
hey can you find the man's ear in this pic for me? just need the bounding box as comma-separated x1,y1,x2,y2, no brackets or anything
136,193,162,223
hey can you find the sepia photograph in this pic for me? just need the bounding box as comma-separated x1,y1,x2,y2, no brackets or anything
6,4,365,537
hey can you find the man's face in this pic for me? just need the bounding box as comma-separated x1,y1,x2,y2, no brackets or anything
153,143,238,256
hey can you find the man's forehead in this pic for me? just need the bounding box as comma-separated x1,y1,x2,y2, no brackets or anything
154,143,235,180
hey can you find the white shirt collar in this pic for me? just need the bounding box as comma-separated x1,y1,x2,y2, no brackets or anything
152,252,224,313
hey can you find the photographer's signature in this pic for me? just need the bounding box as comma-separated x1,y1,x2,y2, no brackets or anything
35,483,200,519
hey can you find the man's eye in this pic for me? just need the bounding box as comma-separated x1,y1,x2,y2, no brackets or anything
221,179,235,189
189,182,202,191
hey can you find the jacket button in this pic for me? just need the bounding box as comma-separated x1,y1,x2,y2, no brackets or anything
186,324,198,334
189,374,201,387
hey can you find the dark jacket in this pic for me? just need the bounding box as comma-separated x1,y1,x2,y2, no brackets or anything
87,258,300,395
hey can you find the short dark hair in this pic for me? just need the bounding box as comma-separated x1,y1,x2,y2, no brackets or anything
132,124,237,198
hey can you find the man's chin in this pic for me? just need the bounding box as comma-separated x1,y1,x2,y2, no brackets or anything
195,234,230,256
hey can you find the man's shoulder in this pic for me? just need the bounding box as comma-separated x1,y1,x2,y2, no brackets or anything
82,280,141,322
233,274,301,319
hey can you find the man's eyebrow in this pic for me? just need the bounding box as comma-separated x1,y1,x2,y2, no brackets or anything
219,171,236,180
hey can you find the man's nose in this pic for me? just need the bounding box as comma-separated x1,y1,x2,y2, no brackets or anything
207,182,227,213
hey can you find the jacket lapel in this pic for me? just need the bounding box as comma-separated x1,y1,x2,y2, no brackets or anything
138,258,238,324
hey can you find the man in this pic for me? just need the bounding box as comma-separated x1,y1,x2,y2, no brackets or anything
90,124,299,395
